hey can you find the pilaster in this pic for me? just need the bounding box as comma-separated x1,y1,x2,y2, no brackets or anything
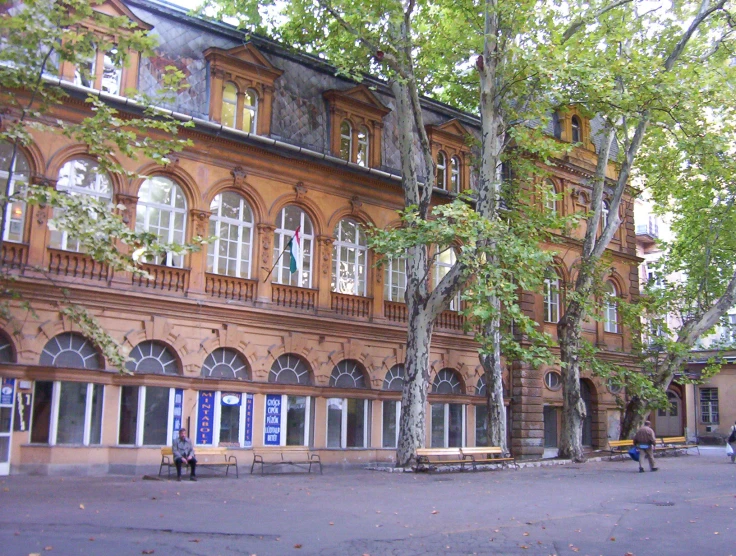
255,223,275,303
510,360,544,459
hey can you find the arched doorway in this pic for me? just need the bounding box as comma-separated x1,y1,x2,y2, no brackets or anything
657,390,682,437
580,380,593,446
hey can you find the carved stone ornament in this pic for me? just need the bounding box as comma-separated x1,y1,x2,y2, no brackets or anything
257,223,275,265
165,155,180,167
318,235,335,276
190,209,212,237
35,205,48,226
115,193,139,225
350,195,362,213
294,181,307,200
231,166,247,188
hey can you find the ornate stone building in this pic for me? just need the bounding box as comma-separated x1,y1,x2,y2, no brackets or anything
0,0,641,474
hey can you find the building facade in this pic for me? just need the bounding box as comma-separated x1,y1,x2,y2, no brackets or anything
0,0,641,474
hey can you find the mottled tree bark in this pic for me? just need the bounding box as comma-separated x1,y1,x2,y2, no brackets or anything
480,294,508,452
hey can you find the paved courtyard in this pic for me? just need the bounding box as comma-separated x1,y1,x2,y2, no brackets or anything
1,447,735,555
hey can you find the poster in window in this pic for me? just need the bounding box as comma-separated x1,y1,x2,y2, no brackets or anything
244,393,253,446
14,391,31,432
172,388,184,434
264,394,281,446
221,392,241,406
197,391,215,445
0,378,14,405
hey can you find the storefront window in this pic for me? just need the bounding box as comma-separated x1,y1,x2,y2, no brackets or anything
118,386,176,446
263,393,311,446
30,381,103,445
327,398,368,448
382,364,404,448
430,369,465,448
195,391,253,447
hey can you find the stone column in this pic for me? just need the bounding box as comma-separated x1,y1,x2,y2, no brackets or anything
510,360,544,459
187,209,211,295
255,223,275,304
316,235,334,311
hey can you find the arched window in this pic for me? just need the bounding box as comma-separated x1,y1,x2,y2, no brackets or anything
208,192,254,278
450,156,461,193
0,142,29,243
436,151,447,189
571,116,582,143
125,341,180,375
544,371,562,390
135,176,188,267
601,200,610,231
434,247,460,310
356,126,369,167
544,178,557,214
432,368,463,394
243,89,258,133
221,82,238,128
268,354,311,385
475,375,488,446
383,364,404,391
52,158,113,252
273,205,314,288
339,120,352,161
475,375,487,396
201,348,249,380
40,332,102,369
384,255,407,302
604,281,619,333
329,360,367,388
332,218,368,296
0,333,14,363
544,276,560,323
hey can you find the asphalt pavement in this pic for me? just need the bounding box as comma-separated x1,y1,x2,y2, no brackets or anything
1,447,735,555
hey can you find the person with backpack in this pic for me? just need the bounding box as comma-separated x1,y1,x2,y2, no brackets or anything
728,420,736,464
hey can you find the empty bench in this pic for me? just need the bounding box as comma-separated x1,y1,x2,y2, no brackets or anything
159,447,239,478
659,436,700,456
607,439,634,460
251,446,322,474
415,448,468,471
461,447,518,469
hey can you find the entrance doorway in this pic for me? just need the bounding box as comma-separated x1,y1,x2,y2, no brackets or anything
544,406,558,448
657,391,682,437
581,380,593,446
0,378,15,475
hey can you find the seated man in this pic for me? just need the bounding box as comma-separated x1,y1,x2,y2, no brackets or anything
172,427,197,481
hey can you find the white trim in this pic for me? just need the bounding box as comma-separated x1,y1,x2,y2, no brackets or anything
49,381,60,446
136,387,145,447
83,383,93,446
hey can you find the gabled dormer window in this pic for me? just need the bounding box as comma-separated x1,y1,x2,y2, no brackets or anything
205,43,283,136
555,108,593,151
426,119,472,194
324,85,389,169
571,116,582,143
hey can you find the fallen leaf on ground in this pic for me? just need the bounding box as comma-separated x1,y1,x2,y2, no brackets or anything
431,510,439,515
189,539,200,543
519,545,529,549
329,522,334,526
142,551,154,555
523,533,529,536
294,544,302,549
610,537,616,541
44,547,52,551
79,504,85,510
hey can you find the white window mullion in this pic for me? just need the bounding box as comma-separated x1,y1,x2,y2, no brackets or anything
341,398,348,448
136,387,146,447
83,383,94,446
49,381,61,446
239,398,246,447
166,388,175,446
280,395,287,446
462,405,466,448
395,402,401,447
363,400,369,447
444,404,449,448
213,391,222,446
304,397,311,446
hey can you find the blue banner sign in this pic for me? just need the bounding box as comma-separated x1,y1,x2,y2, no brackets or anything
172,388,183,434
264,394,281,446
197,391,215,445
245,393,253,446
0,378,14,405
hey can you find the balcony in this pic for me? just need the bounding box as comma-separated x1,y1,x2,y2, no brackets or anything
132,263,189,294
1,242,28,269
384,300,408,323
331,292,372,319
47,248,110,282
436,309,466,332
206,273,256,302
272,283,317,311
636,220,659,245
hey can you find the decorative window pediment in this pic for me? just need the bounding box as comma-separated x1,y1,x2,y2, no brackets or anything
324,85,389,168
425,119,472,193
554,107,594,151
205,43,283,136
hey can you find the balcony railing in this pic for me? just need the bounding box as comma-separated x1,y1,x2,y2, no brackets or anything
384,300,408,323
331,292,372,319
636,220,659,240
436,309,466,332
132,263,189,293
272,283,317,311
205,273,256,302
1,242,28,269
48,248,110,282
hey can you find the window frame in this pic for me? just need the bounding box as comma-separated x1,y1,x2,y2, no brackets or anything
117,386,176,447
30,380,104,446
450,156,461,193
430,402,465,448
135,176,188,268
571,116,582,143
543,276,561,324
699,387,719,424
326,397,370,449
384,255,407,302
194,391,253,447
603,281,620,334
433,247,460,311
0,143,29,243
273,206,314,289
436,151,447,190
381,399,401,448
263,394,312,446
332,218,368,297
207,191,254,279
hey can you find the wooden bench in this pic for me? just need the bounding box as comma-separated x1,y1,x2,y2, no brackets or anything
250,446,322,474
461,447,518,470
159,447,239,479
414,448,468,471
659,436,700,456
607,439,634,459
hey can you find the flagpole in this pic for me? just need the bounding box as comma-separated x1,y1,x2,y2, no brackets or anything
263,236,292,282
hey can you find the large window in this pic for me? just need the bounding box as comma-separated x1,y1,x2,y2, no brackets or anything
700,388,719,424
433,248,460,310
338,120,370,167
450,156,461,193
30,381,103,446
273,206,314,288
327,360,369,449
603,281,619,333
242,89,258,133
208,192,254,279
268,354,311,385
544,179,557,215
475,375,488,446
356,126,369,167
40,332,103,370
571,115,582,143
118,386,177,446
52,158,113,252
384,256,407,302
436,151,447,189
544,276,560,323
194,391,253,447
0,142,29,243
220,83,258,133
74,47,123,95
135,176,187,267
264,355,312,446
382,365,404,448
339,120,352,161
430,369,465,448
332,219,368,296
125,341,180,375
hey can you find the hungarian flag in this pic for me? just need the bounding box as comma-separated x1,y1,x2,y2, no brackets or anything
288,226,301,274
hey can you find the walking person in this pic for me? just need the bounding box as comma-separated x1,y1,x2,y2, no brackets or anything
728,420,736,463
173,428,197,481
634,420,659,473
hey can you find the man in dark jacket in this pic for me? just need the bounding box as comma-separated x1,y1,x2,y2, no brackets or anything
172,428,197,481
633,421,659,473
